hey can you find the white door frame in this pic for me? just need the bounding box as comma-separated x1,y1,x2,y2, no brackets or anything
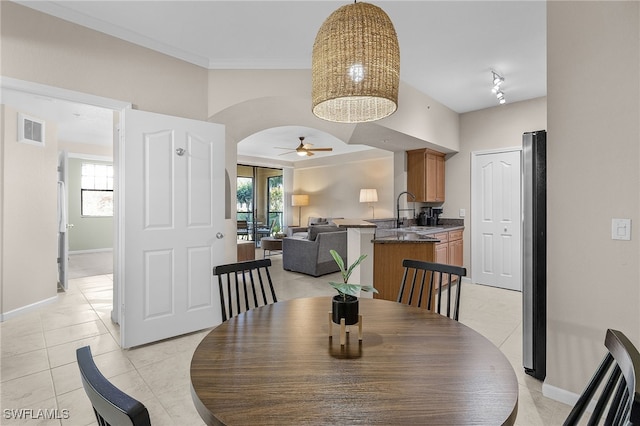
470,146,522,288
1,77,131,324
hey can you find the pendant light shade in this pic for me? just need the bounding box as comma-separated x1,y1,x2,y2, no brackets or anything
312,2,400,123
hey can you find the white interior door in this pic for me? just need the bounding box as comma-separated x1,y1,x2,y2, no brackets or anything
121,109,225,348
471,149,522,291
57,150,69,291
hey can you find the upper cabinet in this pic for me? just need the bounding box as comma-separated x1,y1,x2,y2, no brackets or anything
407,149,445,203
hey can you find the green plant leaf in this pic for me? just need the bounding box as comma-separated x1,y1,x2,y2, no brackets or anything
345,254,367,282
328,249,377,296
329,250,346,276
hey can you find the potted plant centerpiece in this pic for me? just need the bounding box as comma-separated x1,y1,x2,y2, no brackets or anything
328,249,378,326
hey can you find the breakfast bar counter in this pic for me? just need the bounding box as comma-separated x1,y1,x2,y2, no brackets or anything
372,226,464,302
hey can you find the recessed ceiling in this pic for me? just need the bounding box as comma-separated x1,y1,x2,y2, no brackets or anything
10,1,546,161
238,126,374,160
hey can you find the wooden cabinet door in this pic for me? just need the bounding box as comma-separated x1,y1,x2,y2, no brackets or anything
435,242,448,264
407,149,426,201
425,153,438,202
449,239,463,267
435,154,445,202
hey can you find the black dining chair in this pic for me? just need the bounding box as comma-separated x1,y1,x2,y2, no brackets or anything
563,329,640,425
396,259,467,321
213,258,278,322
237,220,249,240
76,346,151,426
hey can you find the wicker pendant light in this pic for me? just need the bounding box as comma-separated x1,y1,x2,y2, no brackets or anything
312,2,400,123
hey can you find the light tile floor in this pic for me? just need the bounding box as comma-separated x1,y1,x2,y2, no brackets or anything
1,251,572,425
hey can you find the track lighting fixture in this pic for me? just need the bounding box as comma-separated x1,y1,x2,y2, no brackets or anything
491,71,506,105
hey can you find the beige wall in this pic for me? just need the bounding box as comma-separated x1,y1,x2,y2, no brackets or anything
546,1,640,398
1,105,58,315
1,2,208,121
0,1,211,313
293,155,395,225
446,97,547,272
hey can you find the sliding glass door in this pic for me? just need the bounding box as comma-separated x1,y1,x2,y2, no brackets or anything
237,165,283,245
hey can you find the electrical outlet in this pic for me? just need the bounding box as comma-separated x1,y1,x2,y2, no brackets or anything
459,208,466,218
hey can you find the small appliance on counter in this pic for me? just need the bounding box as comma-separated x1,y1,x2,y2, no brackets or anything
416,207,432,226
431,207,443,225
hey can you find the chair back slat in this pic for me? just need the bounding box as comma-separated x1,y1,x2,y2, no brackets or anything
397,259,466,321
564,329,640,426
213,259,278,322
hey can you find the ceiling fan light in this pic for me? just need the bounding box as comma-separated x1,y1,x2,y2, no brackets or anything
312,2,400,123
297,150,307,157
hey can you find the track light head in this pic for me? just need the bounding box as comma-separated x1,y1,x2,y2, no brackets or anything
491,71,506,105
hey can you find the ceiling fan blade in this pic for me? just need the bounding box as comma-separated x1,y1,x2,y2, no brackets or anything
307,148,333,152
278,151,295,156
274,146,294,150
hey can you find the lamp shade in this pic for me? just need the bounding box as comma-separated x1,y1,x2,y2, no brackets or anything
311,2,400,123
291,194,309,207
359,189,378,203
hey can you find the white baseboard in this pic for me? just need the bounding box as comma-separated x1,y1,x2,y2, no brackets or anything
542,382,596,413
0,295,58,322
69,248,113,255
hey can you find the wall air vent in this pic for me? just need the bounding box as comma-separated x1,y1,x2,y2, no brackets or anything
18,113,45,147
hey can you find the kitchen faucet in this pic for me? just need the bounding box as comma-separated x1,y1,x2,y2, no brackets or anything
396,191,416,227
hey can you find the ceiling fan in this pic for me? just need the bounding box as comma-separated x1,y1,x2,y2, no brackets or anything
275,136,333,157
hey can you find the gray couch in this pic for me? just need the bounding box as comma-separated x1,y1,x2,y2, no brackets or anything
282,226,347,277
286,217,343,239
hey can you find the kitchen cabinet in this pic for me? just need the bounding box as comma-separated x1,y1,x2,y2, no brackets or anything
433,232,449,265
373,228,464,302
448,229,464,267
407,149,445,203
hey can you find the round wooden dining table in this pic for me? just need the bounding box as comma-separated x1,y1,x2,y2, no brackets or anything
190,297,519,425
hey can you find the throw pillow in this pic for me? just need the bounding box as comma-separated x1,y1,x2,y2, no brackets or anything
308,224,341,241
309,217,328,226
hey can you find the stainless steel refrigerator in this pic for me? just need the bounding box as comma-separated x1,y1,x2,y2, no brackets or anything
522,130,546,380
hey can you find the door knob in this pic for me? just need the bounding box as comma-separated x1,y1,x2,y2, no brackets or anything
216,232,224,239
176,148,185,156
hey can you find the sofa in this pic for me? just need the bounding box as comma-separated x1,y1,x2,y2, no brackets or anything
287,217,343,239
282,225,347,277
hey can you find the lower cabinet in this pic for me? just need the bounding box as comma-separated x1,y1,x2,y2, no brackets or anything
434,232,449,265
373,228,464,303
237,240,255,262
448,230,464,267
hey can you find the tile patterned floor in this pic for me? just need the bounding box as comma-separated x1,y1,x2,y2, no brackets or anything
0,251,572,425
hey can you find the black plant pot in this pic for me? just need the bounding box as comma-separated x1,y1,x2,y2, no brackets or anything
332,294,359,325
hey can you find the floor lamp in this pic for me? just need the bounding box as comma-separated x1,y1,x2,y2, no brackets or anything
291,194,309,226
359,189,378,219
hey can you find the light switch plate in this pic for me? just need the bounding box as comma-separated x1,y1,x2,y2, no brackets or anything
459,208,466,218
611,218,631,241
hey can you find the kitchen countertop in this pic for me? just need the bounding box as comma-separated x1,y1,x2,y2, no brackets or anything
332,218,377,228
373,225,464,244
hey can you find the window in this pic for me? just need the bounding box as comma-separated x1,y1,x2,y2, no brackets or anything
236,176,254,222
267,175,283,230
81,163,113,217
